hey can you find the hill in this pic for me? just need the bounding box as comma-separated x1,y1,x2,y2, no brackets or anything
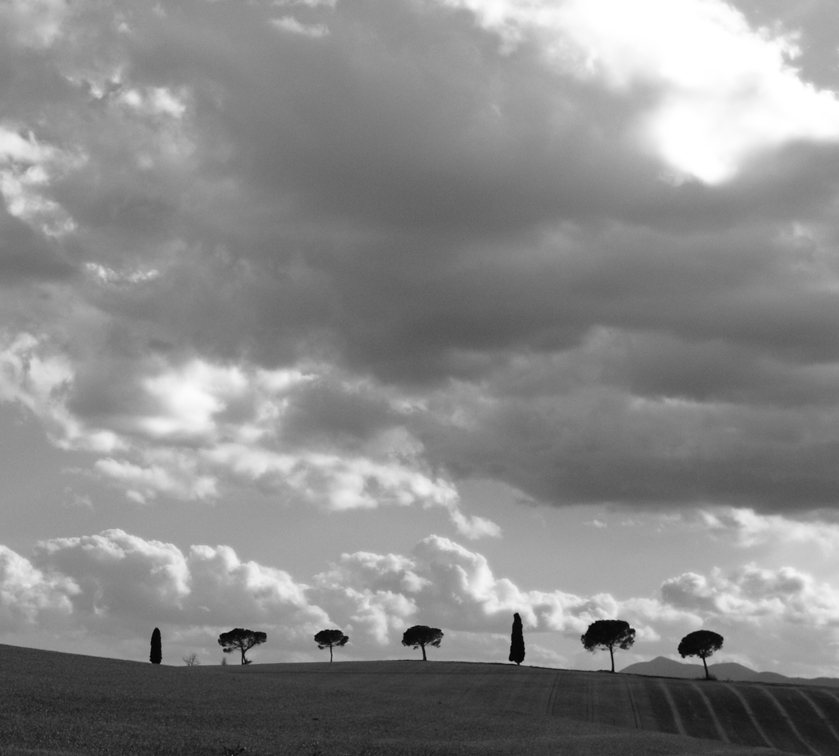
622,656,839,687
4,643,839,755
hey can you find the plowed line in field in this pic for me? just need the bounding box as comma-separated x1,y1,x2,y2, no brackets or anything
757,687,820,756
624,677,640,729
457,666,491,705
690,683,729,743
546,672,560,717
725,686,773,750
797,690,839,752
657,681,686,736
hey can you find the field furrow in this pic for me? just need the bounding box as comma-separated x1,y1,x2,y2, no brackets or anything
667,680,721,740
583,673,638,729
704,684,769,748
689,683,729,742
764,687,838,756
548,671,590,721
738,685,813,755
460,666,553,712
505,670,553,713
622,677,661,732
801,688,839,743
644,679,683,735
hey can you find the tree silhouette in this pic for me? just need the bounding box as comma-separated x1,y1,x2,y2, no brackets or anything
678,630,724,680
218,628,267,665
581,619,635,673
150,627,162,665
402,625,443,661
314,629,349,662
508,613,525,665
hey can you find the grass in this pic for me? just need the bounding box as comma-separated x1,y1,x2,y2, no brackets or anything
0,643,829,756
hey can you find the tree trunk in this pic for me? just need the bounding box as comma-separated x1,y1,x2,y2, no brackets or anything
330,645,333,662
702,656,709,680
609,646,615,673
421,644,427,661
240,648,246,665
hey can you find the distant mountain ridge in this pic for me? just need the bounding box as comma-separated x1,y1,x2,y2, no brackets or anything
621,655,839,687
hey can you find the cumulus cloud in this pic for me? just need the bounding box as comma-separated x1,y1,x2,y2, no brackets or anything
2,529,838,675
4,528,639,654
662,563,839,627
0,545,77,629
25,529,329,643
314,535,677,642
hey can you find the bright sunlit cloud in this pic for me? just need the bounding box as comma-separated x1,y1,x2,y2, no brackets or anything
436,0,839,182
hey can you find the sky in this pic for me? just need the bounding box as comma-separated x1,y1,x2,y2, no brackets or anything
3,0,839,677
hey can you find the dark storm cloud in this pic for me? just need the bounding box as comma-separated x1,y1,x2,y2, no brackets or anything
4,0,839,518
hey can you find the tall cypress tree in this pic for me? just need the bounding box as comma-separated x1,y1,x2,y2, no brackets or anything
508,612,525,665
150,627,162,665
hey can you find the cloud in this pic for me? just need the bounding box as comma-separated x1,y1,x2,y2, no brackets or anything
2,529,838,675
30,529,329,639
315,534,675,641
314,535,839,673
9,529,630,653
434,0,839,183
0,545,77,629
699,508,839,554
271,16,330,37
0,0,68,49
661,563,839,627
2,0,839,525
0,334,498,535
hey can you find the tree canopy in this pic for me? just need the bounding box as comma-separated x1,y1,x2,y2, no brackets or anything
217,628,267,665
580,619,636,673
314,629,349,662
401,625,443,661
508,613,525,665
678,630,724,680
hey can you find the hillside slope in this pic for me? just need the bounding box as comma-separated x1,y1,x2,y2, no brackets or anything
2,643,835,755
623,656,839,687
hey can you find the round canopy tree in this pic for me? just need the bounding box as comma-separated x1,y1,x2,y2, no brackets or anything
218,628,267,665
678,630,724,680
508,613,525,665
580,619,635,673
314,629,349,662
402,625,443,661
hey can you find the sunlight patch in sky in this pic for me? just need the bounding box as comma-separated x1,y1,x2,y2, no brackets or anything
438,0,839,182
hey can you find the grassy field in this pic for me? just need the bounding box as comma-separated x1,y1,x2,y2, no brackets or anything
1,643,834,756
